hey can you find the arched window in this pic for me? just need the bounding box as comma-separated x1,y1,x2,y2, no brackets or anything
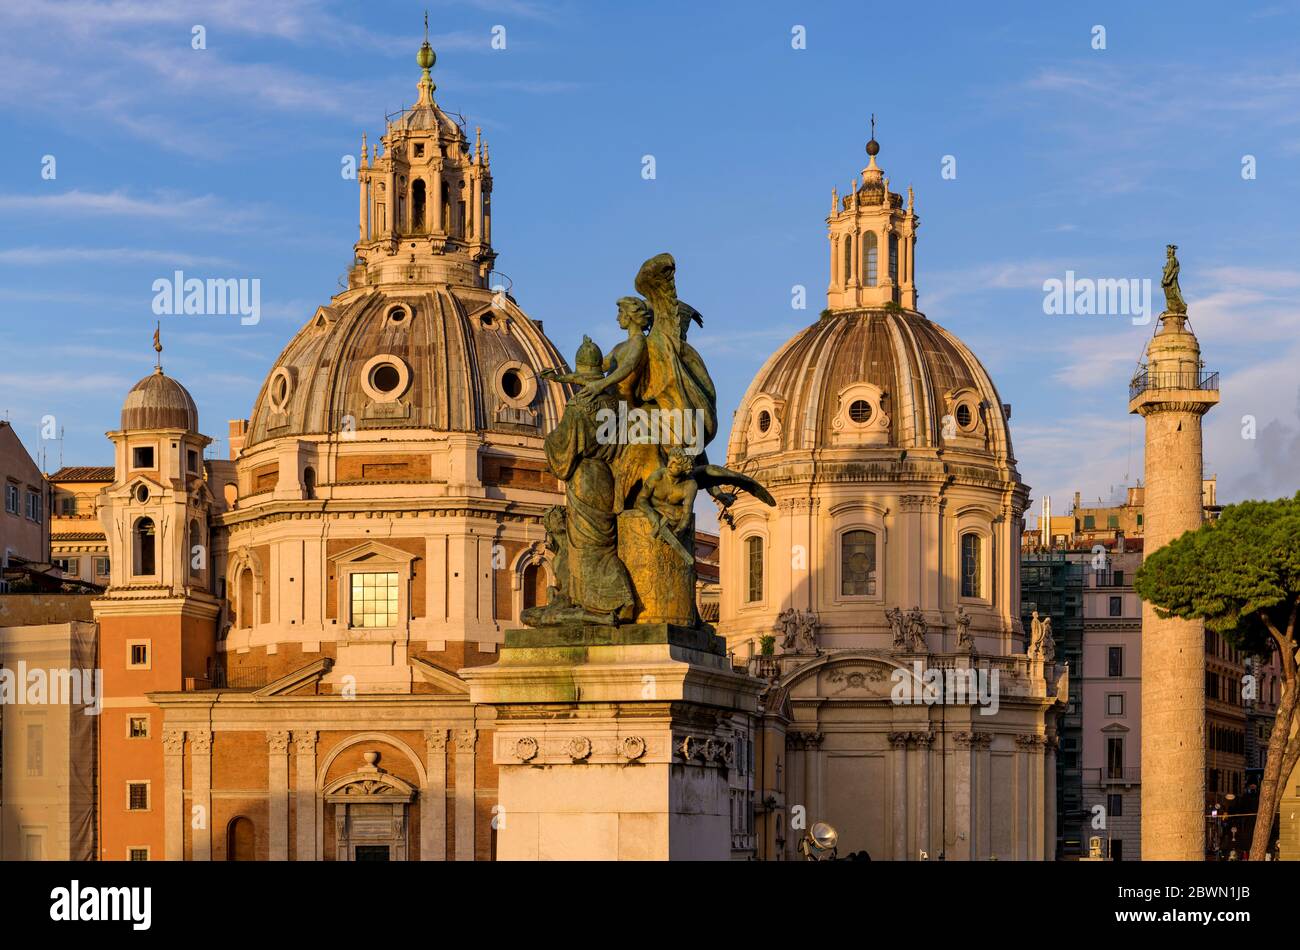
960,532,982,598
224,483,238,510
133,518,155,576
238,568,254,628
888,232,899,285
188,519,202,577
227,817,255,861
862,232,878,286
745,536,764,603
522,562,547,611
412,180,427,232
441,180,451,232
831,238,839,286
842,233,853,285
303,466,316,500
841,529,877,596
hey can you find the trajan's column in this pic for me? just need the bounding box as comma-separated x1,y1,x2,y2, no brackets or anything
1129,245,1219,860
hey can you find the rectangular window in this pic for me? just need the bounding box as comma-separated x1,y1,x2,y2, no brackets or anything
4,483,18,514
25,490,41,522
27,724,44,777
1107,515,1119,528
1107,793,1123,817
128,848,150,862
350,571,399,628
58,495,77,516
960,533,981,598
840,529,877,596
53,556,78,576
1113,570,1123,587
128,642,150,668
1109,595,1122,617
1112,839,1124,861
1106,693,1124,716
1106,737,1124,779
127,783,150,811
128,716,150,739
745,536,764,604
1083,515,1095,529
187,449,199,474
1136,513,1143,527
94,556,111,577
132,445,155,469
1107,646,1123,677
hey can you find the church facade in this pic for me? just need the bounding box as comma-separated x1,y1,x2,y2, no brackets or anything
717,137,1064,860
86,38,1061,862
94,36,568,862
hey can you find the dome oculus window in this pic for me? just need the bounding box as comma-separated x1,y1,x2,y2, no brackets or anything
757,409,772,433
387,305,408,324
501,367,523,400
848,399,873,424
495,360,537,409
359,355,411,403
267,367,295,412
371,363,402,394
955,403,974,429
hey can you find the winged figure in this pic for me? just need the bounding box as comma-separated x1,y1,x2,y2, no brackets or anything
637,447,776,565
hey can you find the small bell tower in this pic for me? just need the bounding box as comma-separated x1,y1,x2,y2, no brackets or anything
826,118,919,312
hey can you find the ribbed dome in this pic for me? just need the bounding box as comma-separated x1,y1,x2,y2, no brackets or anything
728,307,1015,465
120,369,199,432
244,286,569,449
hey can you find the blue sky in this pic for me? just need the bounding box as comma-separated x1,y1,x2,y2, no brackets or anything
2,0,1299,523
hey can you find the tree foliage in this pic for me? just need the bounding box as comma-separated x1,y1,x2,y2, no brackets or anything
1135,492,1300,655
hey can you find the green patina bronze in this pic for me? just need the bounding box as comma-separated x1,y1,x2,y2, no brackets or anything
525,253,775,631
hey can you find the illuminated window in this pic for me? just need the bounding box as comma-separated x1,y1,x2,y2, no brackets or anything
745,537,764,604
129,716,150,739
351,571,399,628
862,231,878,286
841,530,877,596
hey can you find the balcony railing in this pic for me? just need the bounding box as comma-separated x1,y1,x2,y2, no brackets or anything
1083,767,1141,786
1129,369,1219,401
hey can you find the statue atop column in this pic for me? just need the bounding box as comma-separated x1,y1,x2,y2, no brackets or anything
525,253,775,629
1161,244,1187,314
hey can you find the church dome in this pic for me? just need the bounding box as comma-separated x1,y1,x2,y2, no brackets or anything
244,286,568,449
727,307,1016,465
120,368,199,432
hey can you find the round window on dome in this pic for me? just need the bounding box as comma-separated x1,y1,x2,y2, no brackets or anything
501,367,523,400
757,409,772,433
956,403,973,429
848,399,873,424
371,363,402,395
387,306,407,324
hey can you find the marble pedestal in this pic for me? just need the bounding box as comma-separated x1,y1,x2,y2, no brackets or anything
462,623,761,861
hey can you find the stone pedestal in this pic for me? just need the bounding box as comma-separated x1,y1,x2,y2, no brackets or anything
462,623,761,861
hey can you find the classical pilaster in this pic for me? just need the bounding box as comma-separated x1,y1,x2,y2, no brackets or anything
423,729,449,861
454,728,477,861
888,731,909,860
162,729,185,861
914,731,934,858
267,730,291,860
1045,735,1059,861
951,731,982,861
293,731,317,861
191,731,212,861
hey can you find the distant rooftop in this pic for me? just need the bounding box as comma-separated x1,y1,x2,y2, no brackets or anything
48,465,114,482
